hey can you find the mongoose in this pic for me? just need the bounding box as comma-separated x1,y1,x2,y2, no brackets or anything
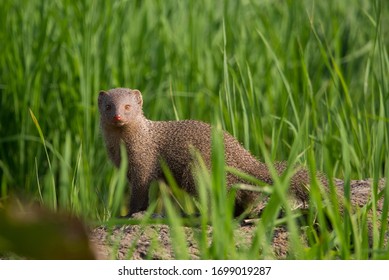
98,88,326,216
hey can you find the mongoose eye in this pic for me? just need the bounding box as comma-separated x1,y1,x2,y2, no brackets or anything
125,105,131,110
105,104,111,111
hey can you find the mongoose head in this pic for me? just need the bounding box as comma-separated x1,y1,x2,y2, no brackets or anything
98,88,143,127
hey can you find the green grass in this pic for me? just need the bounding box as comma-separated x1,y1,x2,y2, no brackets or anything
0,0,388,259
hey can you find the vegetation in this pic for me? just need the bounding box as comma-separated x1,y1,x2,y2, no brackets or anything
0,0,388,259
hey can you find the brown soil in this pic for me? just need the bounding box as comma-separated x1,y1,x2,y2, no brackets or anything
89,179,387,260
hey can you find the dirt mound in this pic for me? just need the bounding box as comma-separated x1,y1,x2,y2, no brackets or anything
89,179,387,259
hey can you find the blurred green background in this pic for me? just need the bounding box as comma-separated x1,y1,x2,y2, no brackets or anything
0,0,388,220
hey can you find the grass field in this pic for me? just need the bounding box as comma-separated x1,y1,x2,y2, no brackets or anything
0,0,388,259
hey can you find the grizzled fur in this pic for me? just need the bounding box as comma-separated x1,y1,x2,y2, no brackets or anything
98,88,327,216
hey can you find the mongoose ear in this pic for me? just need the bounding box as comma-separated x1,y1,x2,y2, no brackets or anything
131,89,143,106
98,90,108,106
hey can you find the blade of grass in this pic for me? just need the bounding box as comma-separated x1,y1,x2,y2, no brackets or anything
29,109,57,210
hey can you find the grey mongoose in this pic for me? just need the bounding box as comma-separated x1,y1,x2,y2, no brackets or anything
98,88,327,216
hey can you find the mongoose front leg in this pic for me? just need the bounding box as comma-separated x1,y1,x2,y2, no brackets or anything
127,182,149,216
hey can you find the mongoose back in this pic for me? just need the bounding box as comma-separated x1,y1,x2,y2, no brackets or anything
98,88,326,216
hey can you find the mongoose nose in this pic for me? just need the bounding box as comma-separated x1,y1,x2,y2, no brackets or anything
113,115,122,121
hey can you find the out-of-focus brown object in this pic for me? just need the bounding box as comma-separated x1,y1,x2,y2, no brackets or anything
0,199,95,259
